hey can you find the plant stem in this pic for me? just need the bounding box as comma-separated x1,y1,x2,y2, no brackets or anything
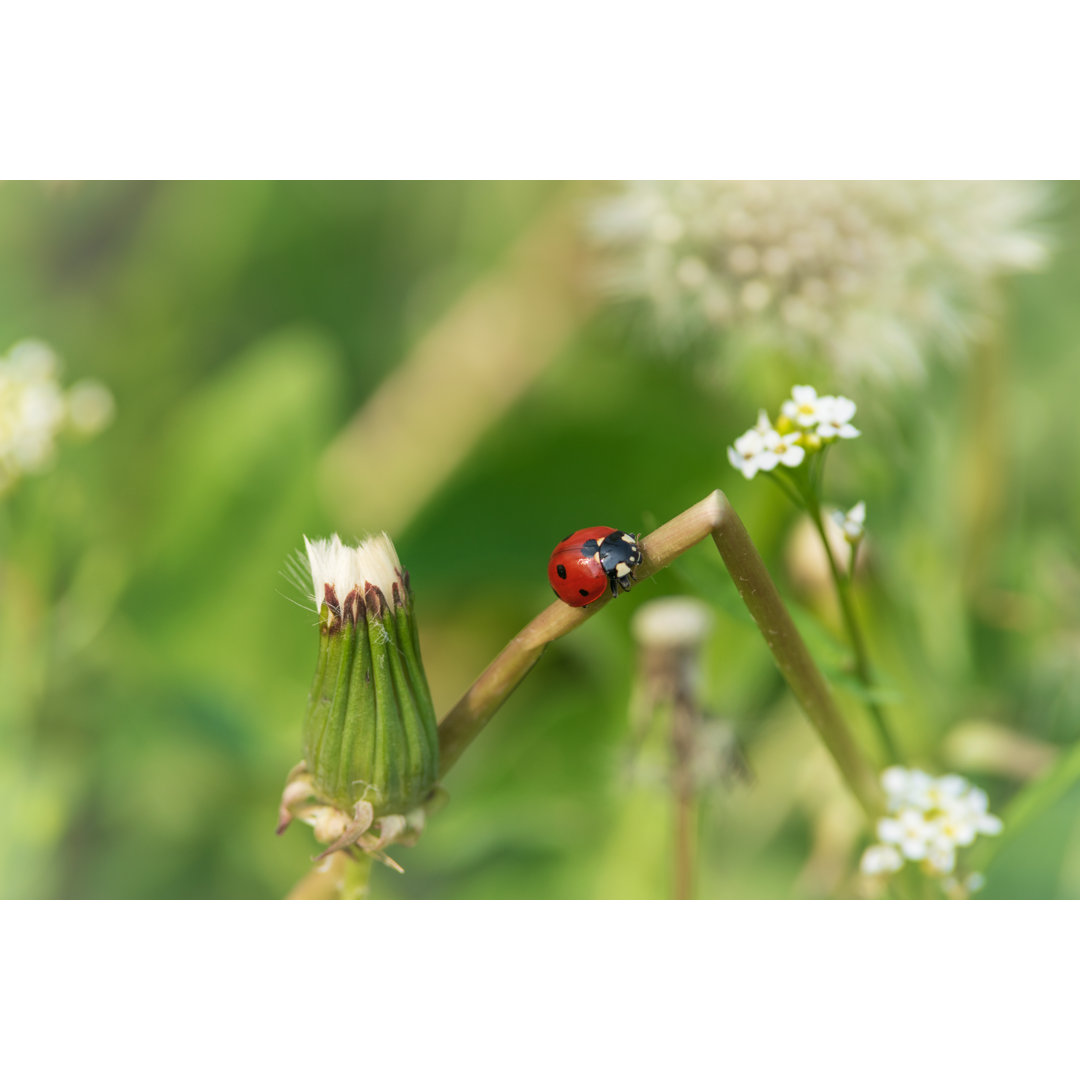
803,487,900,765
670,700,698,900
286,852,373,899
437,490,883,818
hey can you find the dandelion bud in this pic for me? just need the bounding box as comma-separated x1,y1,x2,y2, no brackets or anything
628,597,747,792
279,533,440,863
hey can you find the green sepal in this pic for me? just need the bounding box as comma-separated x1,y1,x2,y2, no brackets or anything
302,588,438,818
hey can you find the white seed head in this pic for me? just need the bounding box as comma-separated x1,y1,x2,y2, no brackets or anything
588,180,1051,380
631,596,714,650
303,531,404,613
65,379,116,436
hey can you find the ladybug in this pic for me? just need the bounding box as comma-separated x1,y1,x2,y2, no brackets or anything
548,527,643,607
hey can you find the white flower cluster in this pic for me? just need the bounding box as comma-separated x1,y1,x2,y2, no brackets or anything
727,384,859,480
588,180,1049,379
860,767,1003,879
0,339,114,495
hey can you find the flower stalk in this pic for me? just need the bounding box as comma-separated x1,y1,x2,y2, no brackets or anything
799,479,899,764
731,385,899,765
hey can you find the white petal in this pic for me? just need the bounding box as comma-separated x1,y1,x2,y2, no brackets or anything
831,396,857,423
733,430,765,455
881,767,911,795
926,846,956,874
780,445,805,467
900,836,929,860
860,844,903,875
877,817,904,844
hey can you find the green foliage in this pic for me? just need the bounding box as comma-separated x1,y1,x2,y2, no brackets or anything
1,181,1078,897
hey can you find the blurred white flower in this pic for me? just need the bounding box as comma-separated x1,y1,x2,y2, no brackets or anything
589,180,1050,379
861,767,1002,891
877,808,934,861
0,339,114,494
66,379,116,436
831,501,866,544
860,843,904,876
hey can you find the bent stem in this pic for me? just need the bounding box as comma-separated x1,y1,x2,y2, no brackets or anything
438,490,883,819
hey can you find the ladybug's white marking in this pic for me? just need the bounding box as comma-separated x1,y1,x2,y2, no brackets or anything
615,561,632,577
621,533,635,544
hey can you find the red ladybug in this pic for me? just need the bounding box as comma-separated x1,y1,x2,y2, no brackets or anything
548,527,643,607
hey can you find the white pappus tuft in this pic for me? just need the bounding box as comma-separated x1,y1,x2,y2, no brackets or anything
303,532,405,614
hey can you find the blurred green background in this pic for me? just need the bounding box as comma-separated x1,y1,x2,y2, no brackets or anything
1,180,1077,899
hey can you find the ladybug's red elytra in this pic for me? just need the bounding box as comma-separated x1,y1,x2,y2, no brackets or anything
548,527,643,607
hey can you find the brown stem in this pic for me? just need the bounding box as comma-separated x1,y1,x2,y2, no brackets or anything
671,701,698,900
438,490,884,818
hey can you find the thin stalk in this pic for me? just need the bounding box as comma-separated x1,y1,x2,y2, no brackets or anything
670,700,698,900
803,484,900,764
287,852,373,899
437,490,883,818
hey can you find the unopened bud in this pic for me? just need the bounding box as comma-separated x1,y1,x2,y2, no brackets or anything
278,533,441,867
302,533,439,818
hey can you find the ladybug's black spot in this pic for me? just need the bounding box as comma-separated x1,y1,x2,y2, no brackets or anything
578,588,590,597
556,564,567,579
581,539,600,557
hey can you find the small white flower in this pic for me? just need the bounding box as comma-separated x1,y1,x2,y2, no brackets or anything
928,810,977,849
727,425,805,479
943,786,1004,841
925,841,957,875
814,395,860,439
860,844,903,875
781,385,827,429
781,386,860,440
881,766,933,811
831,501,867,544
877,809,934,861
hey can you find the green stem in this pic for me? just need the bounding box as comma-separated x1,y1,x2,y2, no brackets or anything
286,851,373,899
801,482,899,765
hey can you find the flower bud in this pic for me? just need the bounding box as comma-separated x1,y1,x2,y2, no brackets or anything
278,533,440,863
